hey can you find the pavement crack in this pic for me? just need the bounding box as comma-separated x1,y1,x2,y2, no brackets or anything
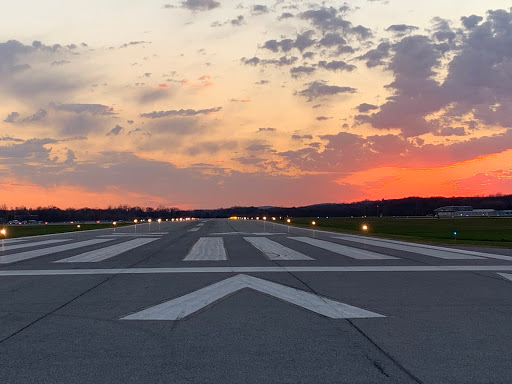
347,319,424,384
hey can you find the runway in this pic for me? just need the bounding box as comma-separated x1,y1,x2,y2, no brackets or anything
1,219,511,383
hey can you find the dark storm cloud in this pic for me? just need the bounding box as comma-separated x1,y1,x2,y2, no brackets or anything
140,107,222,119
297,80,356,102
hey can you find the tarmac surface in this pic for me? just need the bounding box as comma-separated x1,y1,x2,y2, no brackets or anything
1,218,512,383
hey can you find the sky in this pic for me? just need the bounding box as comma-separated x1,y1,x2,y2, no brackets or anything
1,0,512,209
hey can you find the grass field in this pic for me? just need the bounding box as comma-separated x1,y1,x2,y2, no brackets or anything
277,217,512,248
0,222,134,239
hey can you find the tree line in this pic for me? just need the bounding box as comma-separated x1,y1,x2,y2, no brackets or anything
1,195,512,223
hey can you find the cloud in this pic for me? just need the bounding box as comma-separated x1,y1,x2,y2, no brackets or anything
241,55,298,67
252,5,269,15
357,42,391,68
120,41,150,48
356,103,379,113
290,66,316,78
278,12,294,20
0,138,57,161
317,60,356,72
385,24,419,35
291,134,313,140
186,140,237,156
52,103,115,115
297,80,356,102
23,108,47,122
315,116,331,121
181,0,220,11
107,125,123,136
257,127,276,132
51,60,70,66
246,143,273,152
140,107,222,119
461,15,483,29
4,112,19,123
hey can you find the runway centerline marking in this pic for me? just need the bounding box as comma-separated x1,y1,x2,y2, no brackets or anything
244,237,313,260
120,274,384,320
184,238,227,261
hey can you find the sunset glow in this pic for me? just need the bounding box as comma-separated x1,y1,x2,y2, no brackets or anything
1,1,512,208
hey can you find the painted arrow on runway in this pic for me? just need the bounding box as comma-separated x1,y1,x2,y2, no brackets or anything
120,274,384,321
498,273,512,282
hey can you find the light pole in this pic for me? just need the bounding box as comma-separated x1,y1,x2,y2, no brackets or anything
148,218,152,232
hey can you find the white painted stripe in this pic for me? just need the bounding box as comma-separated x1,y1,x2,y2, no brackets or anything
3,265,512,276
197,223,205,227
244,237,313,260
498,273,512,282
0,239,70,251
332,235,486,260
98,234,162,237
1,238,31,244
289,237,397,260
188,227,200,232
121,274,383,320
184,238,227,261
208,232,285,236
0,239,114,264
55,238,159,263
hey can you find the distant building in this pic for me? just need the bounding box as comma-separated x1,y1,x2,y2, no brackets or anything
434,206,512,217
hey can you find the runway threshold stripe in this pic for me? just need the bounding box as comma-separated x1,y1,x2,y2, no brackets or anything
0,239,70,252
289,237,397,260
188,227,200,232
332,235,486,260
0,239,114,264
184,238,227,261
55,238,159,263
244,237,313,261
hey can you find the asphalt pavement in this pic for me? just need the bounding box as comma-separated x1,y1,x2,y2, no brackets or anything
1,218,512,383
